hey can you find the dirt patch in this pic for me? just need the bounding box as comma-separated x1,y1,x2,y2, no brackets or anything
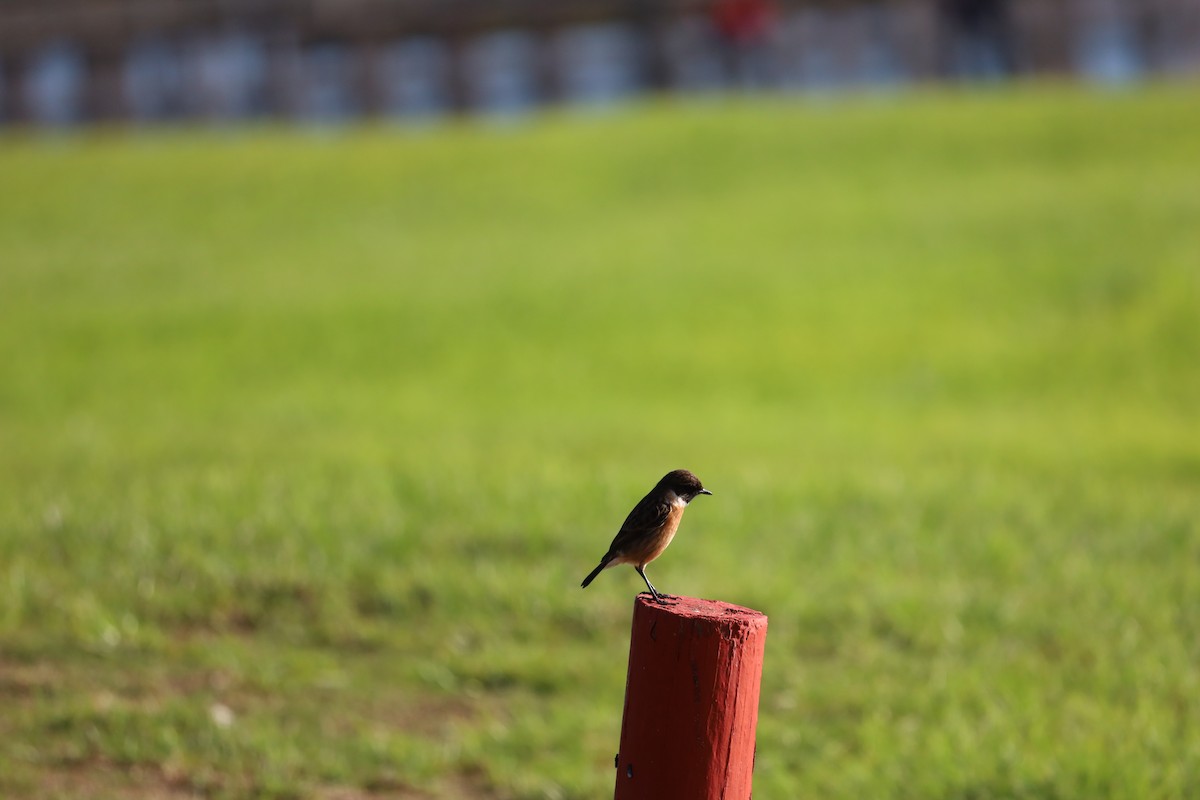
314,784,432,799
309,767,499,800
35,761,205,800
0,660,60,700
370,694,478,738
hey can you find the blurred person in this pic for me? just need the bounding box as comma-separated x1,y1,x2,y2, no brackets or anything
378,37,452,120
710,0,779,89
1073,0,1143,84
463,29,540,117
940,0,1014,80
23,41,86,126
123,38,186,122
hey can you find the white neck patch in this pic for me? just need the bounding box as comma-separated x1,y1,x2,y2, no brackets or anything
665,490,688,508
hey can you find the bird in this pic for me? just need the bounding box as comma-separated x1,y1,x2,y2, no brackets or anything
581,469,712,603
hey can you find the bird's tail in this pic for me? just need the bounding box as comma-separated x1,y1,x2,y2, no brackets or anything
581,556,611,589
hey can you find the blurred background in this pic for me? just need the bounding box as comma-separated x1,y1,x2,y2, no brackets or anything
2,2,1200,800
2,0,1200,127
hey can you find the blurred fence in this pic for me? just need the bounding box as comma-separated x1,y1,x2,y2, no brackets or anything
1,0,1197,127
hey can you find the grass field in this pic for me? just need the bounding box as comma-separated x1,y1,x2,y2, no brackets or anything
1,83,1198,799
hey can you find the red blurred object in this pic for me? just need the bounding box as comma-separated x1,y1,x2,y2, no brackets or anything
711,0,778,44
614,594,768,800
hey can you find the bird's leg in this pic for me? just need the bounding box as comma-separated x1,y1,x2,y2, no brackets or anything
634,565,659,600
635,565,670,604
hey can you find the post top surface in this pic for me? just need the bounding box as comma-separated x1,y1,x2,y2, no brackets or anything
633,593,767,625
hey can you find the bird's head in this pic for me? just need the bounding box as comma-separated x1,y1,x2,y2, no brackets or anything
659,469,712,503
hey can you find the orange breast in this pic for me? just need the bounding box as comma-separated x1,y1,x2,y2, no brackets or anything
625,504,685,567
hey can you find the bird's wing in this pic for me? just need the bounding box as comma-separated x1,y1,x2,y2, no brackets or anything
605,493,672,557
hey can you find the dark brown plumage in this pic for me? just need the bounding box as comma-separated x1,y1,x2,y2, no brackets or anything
580,469,712,602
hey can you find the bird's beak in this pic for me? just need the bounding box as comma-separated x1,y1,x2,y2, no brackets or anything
699,489,713,496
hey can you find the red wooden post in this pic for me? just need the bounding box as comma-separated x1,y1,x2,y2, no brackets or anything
614,595,768,800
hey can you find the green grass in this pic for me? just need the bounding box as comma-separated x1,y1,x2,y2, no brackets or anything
1,82,1199,799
